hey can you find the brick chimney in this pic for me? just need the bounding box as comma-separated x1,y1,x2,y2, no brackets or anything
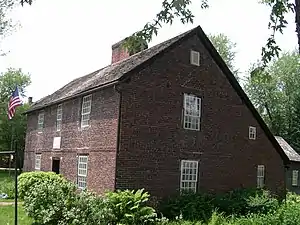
111,38,148,64
28,97,33,104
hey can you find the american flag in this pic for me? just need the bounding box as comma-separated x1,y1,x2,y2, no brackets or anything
8,87,23,120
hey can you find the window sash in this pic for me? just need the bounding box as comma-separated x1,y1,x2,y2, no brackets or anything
257,165,265,188
77,156,88,189
56,104,62,131
180,160,198,193
183,94,201,131
249,126,256,139
35,154,41,170
81,95,92,127
292,170,299,186
38,112,44,130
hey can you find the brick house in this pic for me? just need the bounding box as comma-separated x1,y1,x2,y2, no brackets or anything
275,136,300,194
24,26,290,199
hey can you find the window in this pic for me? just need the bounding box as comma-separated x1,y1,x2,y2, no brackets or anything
56,104,62,131
35,154,41,170
249,126,256,140
38,111,44,131
180,160,198,193
81,95,92,128
257,165,265,188
77,155,88,189
183,93,201,130
292,170,299,186
190,50,200,66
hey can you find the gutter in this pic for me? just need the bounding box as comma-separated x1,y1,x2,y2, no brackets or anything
24,80,120,114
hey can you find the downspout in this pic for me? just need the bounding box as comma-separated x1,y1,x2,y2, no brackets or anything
114,84,122,191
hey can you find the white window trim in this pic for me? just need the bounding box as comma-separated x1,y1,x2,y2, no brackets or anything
56,104,62,131
292,170,299,186
77,155,88,189
257,165,265,188
35,154,41,171
37,111,44,132
81,95,92,128
183,93,201,131
180,160,199,193
249,126,256,140
190,50,200,66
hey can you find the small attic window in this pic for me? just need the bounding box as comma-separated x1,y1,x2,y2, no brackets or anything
190,50,200,66
249,126,256,140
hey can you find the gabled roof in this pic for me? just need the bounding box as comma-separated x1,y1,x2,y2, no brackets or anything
275,136,300,162
27,28,195,113
26,25,290,164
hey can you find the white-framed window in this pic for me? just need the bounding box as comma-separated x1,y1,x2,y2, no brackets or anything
183,93,201,131
292,170,299,186
81,95,92,128
190,50,200,66
249,126,256,140
77,155,88,189
38,111,44,131
56,104,62,131
35,154,41,171
180,160,198,193
257,165,265,188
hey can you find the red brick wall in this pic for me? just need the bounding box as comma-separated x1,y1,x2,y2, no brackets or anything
24,87,120,194
115,34,285,198
112,44,130,64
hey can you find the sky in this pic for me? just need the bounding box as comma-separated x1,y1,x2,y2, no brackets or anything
0,0,298,102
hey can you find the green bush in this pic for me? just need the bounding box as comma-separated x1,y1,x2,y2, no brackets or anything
23,177,76,225
104,189,158,225
158,188,279,221
18,171,67,199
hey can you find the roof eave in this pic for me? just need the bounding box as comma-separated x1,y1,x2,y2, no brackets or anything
23,79,120,115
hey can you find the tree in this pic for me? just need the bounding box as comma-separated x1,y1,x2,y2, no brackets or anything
244,51,300,150
0,0,18,55
0,68,31,170
209,33,238,79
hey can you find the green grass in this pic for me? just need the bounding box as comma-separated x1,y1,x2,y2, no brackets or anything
0,205,32,225
0,170,15,199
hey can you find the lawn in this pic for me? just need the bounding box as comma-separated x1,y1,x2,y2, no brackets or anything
0,170,17,199
0,205,32,225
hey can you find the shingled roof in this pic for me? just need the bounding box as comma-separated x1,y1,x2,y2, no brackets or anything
27,28,195,113
275,136,300,162
25,25,291,164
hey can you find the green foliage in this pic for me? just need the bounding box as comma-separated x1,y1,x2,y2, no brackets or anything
18,171,68,199
208,33,239,80
0,171,14,199
159,188,279,222
104,189,158,225
244,51,300,151
20,172,159,225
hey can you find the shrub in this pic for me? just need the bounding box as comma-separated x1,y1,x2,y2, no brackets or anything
158,188,279,221
104,189,158,225
18,171,67,199
23,177,76,225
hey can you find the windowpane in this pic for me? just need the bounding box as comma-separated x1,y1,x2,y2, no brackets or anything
56,104,62,131
257,165,265,188
81,95,92,128
249,126,256,140
35,154,41,170
38,112,44,131
180,160,198,193
292,170,298,186
183,94,201,131
77,156,88,189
